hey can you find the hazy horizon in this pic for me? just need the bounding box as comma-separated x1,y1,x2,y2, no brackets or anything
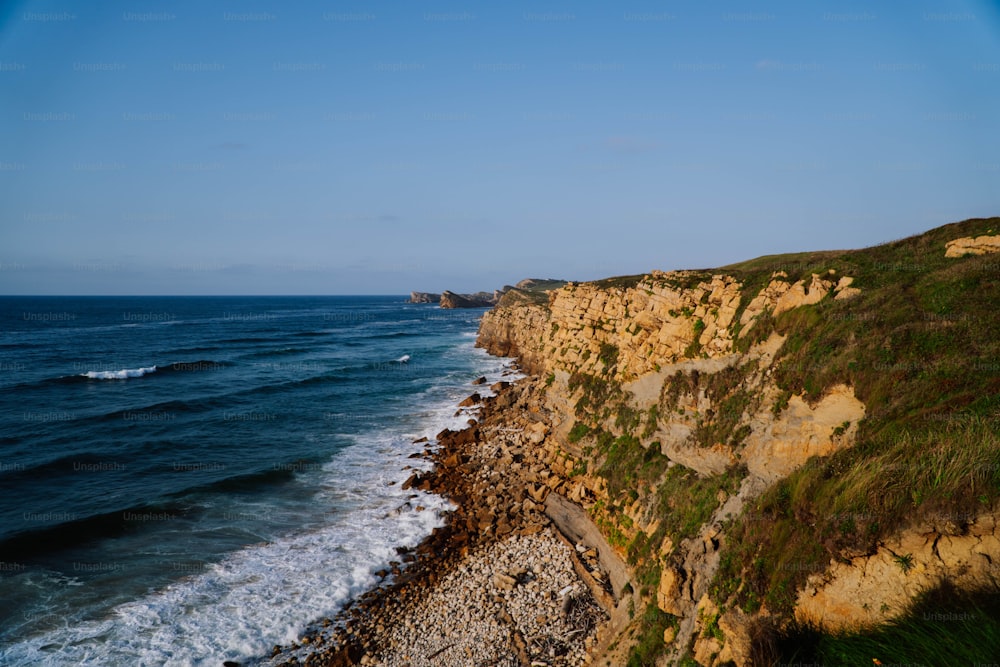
2,0,999,295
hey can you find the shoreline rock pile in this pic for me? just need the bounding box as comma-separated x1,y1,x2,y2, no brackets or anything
260,379,612,667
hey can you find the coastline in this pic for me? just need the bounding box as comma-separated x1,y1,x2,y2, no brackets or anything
260,374,631,667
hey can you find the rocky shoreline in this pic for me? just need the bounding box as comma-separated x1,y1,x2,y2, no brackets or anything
257,375,625,667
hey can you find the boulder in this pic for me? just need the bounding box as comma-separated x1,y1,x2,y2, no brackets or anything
657,566,685,615
945,234,1000,257
458,393,481,407
525,421,548,444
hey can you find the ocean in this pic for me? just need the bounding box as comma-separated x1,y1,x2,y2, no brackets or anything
0,296,510,666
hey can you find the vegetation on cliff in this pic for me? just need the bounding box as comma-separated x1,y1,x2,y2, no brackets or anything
478,216,1000,666
714,217,1000,624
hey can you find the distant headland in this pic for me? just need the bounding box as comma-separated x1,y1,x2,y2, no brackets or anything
409,278,568,308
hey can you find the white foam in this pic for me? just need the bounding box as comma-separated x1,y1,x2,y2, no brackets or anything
81,366,157,380
2,342,523,666
396,354,410,363
0,440,451,667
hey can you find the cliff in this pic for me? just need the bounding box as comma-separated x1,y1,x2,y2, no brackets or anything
408,291,439,304
410,279,567,309
408,290,497,307
477,217,1000,665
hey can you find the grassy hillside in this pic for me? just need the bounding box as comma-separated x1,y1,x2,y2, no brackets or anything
714,218,1000,618
496,278,568,306
543,216,1000,664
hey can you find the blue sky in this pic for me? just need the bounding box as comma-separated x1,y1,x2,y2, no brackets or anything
1,0,999,295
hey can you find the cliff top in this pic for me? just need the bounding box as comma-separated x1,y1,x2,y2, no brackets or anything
478,216,1000,663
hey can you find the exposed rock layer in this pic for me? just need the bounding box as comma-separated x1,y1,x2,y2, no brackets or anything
944,234,1000,257
478,265,1000,664
797,513,1000,630
478,270,858,382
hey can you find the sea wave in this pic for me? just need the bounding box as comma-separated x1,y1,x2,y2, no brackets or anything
76,360,228,382
0,360,231,394
82,366,157,380
0,440,451,667
0,302,518,667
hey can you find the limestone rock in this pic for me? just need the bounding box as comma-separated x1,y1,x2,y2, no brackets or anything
944,234,1000,257
795,511,1000,631
493,572,517,590
693,636,722,666
773,273,834,316
440,290,496,309
525,421,548,444
741,384,865,484
458,393,481,407
657,566,684,616
833,275,861,301
717,607,752,666
408,291,439,303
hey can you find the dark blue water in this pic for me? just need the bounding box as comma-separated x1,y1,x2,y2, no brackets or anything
0,296,511,666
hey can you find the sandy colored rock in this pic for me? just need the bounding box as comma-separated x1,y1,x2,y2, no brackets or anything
944,234,1000,257
717,607,753,666
773,273,834,316
796,511,1000,631
657,566,684,616
741,384,865,484
833,275,862,300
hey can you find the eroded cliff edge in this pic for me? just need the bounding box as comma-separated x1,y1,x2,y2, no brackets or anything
477,217,1000,665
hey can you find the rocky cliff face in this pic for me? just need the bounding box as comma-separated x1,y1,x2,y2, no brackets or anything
476,220,1000,665
479,269,859,382
409,290,498,307
439,290,498,309
411,279,566,308
408,291,439,304
479,268,870,663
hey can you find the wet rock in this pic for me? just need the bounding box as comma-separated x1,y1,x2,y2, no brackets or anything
458,393,482,407
261,378,609,667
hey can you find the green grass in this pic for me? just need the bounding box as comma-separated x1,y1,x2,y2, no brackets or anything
769,584,1000,666
626,603,674,667
648,269,717,292
706,216,1000,618
495,279,569,307
641,405,660,439
569,372,622,419
713,417,1000,616
656,360,761,448
655,465,746,548
614,404,643,434
567,422,591,444
589,274,649,291
598,342,620,370
597,433,671,501
517,216,1000,658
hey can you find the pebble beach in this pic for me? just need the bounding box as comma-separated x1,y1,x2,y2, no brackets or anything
261,377,622,667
